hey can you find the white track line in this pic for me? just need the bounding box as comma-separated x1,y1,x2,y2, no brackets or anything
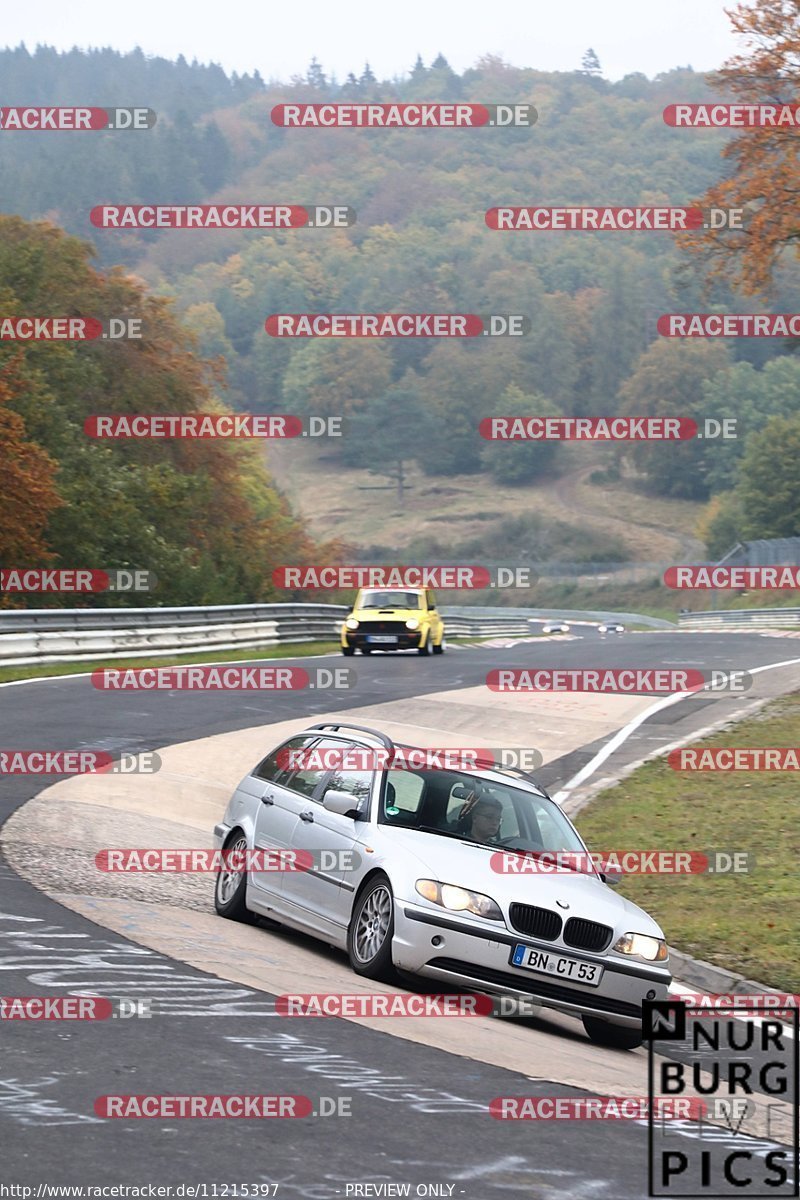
552,655,800,805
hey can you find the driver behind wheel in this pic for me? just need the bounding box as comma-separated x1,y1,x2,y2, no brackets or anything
454,792,503,843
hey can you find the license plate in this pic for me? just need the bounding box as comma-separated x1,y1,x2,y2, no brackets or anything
511,944,604,987
367,635,398,644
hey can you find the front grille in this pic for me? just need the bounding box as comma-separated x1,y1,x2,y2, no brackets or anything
509,903,562,941
359,621,409,635
427,958,642,1019
563,917,613,952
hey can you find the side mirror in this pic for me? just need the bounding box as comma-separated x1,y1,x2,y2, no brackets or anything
322,788,364,819
599,871,623,886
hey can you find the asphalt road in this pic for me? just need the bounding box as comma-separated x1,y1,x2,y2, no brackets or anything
2,630,798,1197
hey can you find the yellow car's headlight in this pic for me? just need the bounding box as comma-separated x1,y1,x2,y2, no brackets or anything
405,618,420,630
613,932,668,961
416,879,502,921
345,617,359,630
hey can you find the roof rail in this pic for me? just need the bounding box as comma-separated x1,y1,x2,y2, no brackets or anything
488,763,551,798
308,722,395,751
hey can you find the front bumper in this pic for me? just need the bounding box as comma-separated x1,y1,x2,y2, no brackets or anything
393,901,671,1027
343,629,423,651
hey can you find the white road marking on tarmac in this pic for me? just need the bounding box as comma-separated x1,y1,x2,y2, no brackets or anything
552,655,800,805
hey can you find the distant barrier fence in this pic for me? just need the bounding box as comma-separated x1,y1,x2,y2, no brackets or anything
678,608,800,630
0,603,545,667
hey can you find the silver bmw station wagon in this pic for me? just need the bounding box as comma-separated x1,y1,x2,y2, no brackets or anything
213,722,671,1048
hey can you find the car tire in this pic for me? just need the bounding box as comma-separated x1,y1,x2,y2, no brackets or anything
347,874,397,982
418,634,432,656
432,638,444,655
582,1016,643,1050
214,831,256,924
341,646,355,656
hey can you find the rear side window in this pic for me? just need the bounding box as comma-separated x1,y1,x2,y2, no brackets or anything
253,736,317,785
283,738,350,799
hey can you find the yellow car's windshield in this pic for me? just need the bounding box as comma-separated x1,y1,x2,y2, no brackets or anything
359,590,422,609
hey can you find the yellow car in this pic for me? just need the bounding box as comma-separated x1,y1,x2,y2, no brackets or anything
341,587,445,656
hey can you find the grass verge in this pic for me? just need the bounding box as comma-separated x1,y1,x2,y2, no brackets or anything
574,692,800,992
0,641,341,684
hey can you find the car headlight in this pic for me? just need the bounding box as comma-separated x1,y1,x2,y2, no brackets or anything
613,932,668,961
345,617,359,630
416,879,502,920
405,618,420,630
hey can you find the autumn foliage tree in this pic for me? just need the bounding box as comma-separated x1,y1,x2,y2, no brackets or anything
0,358,62,569
0,216,326,606
681,0,800,294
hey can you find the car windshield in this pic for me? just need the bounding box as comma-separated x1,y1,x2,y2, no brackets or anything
359,590,421,609
379,767,587,856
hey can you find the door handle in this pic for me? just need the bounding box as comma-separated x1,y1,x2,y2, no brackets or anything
261,792,275,806
299,810,315,823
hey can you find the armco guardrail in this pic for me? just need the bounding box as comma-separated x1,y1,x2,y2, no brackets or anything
453,604,671,633
0,603,329,633
678,608,800,630
444,605,676,629
0,604,349,667
0,604,537,667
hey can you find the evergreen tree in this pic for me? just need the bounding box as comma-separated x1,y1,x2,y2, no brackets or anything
306,57,327,89
198,121,232,191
